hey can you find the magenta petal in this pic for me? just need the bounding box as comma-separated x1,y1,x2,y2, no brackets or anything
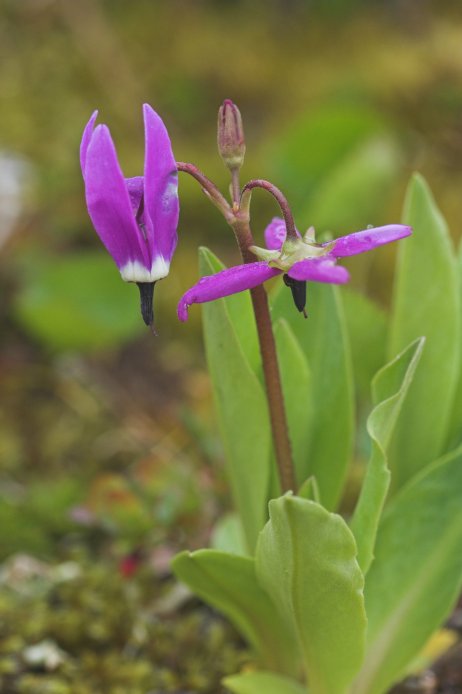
178,262,281,321
288,257,350,284
84,125,150,271
143,104,179,265
126,176,144,216
80,110,98,175
329,224,412,258
264,217,302,250
264,217,287,250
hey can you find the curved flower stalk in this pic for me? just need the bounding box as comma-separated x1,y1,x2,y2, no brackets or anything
178,217,411,321
80,104,179,327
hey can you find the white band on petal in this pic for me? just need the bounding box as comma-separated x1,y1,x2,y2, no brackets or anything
120,256,170,282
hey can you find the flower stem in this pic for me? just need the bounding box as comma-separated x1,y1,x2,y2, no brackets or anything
231,211,296,494
176,162,234,223
241,179,298,239
177,161,296,492
231,168,241,209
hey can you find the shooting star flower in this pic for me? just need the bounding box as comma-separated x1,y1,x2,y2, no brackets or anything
178,218,411,320
80,104,179,328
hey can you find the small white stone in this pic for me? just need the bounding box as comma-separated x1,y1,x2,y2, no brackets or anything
23,639,68,671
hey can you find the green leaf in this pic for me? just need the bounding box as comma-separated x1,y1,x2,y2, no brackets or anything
270,282,354,509
224,671,306,694
388,174,460,490
256,495,366,694
342,288,388,403
172,550,300,675
14,252,144,351
298,475,321,503
211,513,249,556
199,248,271,550
273,318,312,487
353,444,462,694
202,247,261,373
446,239,462,449
350,338,424,574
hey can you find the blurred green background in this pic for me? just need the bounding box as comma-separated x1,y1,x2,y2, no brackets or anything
4,0,462,354
1,0,461,608
2,0,462,690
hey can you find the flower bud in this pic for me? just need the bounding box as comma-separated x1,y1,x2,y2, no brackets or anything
217,99,246,171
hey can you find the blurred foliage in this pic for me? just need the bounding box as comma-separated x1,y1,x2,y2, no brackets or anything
0,0,462,349
1,0,462,688
14,252,145,351
1,0,462,351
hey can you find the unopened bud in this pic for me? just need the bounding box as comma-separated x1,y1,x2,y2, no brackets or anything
217,99,245,171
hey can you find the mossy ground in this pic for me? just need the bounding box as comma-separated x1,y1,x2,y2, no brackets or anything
0,336,251,693
0,552,252,693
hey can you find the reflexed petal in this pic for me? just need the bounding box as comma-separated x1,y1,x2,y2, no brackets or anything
143,104,179,265
329,224,412,258
264,217,302,250
80,110,98,175
288,257,350,283
84,124,150,272
264,217,287,250
178,261,281,321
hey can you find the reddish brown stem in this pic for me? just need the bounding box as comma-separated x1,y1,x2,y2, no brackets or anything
176,162,234,223
241,179,298,240
232,213,296,493
178,161,296,492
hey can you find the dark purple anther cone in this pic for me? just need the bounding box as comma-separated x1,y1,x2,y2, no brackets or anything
137,282,155,327
283,274,307,317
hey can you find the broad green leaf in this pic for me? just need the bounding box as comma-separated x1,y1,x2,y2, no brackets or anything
14,252,144,351
273,318,312,487
271,283,354,509
211,513,249,556
388,174,460,490
199,248,271,550
201,248,260,373
350,338,424,574
298,475,321,503
172,550,300,675
256,495,366,694
354,444,462,694
342,288,388,403
304,137,401,232
224,671,306,694
446,239,462,449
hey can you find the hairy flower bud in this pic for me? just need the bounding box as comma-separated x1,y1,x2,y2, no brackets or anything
217,99,246,171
